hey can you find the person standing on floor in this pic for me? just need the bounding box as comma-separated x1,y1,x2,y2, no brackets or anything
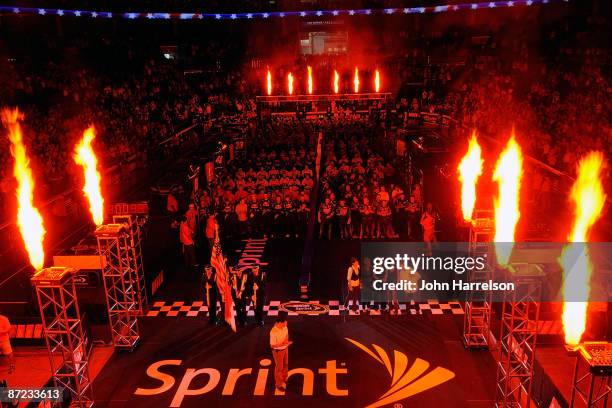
345,257,361,314
230,267,248,327
203,265,218,325
205,214,216,252
270,312,291,392
235,198,249,238
0,313,15,374
246,265,266,326
180,215,196,278
186,203,198,236
420,202,438,255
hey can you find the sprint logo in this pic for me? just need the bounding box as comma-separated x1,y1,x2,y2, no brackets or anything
346,338,456,408
134,338,455,407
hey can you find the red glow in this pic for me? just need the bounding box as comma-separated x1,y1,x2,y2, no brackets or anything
287,72,294,95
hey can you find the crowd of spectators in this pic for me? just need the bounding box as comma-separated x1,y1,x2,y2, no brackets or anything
316,119,429,240
442,51,610,177
1,9,608,234
199,118,320,240
0,35,257,220
416,21,610,179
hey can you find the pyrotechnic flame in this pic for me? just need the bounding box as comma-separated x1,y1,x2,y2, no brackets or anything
375,69,380,93
334,70,339,94
2,108,46,270
560,151,606,347
288,72,294,95
354,67,360,93
74,126,105,226
266,68,272,96
307,66,313,94
457,131,483,222
566,152,606,243
493,133,523,267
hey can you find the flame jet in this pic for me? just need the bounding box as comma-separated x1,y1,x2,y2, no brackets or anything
74,126,105,226
2,109,46,270
560,152,606,346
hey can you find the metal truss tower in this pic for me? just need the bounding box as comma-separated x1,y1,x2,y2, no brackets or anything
31,267,94,407
95,224,140,350
495,263,544,408
112,214,147,312
463,209,494,349
570,342,611,408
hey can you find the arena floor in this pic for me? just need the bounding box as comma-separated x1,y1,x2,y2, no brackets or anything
91,314,497,407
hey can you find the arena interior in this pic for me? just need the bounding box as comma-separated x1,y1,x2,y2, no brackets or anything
0,0,610,407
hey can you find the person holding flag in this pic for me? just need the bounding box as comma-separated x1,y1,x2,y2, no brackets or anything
245,265,266,326
210,223,236,332
203,265,218,325
230,266,248,327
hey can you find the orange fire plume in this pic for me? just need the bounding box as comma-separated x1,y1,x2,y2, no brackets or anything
307,66,313,95
353,67,360,93
457,131,483,222
266,68,272,96
74,126,105,226
2,109,46,270
333,70,340,94
375,69,381,93
287,72,294,95
560,151,606,347
493,133,523,267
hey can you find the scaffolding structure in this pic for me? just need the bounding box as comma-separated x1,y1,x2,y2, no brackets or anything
570,342,611,408
112,214,147,313
463,209,494,349
495,263,544,408
31,267,94,407
95,224,140,350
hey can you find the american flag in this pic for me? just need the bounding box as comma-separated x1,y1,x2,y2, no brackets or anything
210,223,236,332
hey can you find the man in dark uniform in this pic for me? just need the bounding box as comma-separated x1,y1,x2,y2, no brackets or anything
222,199,237,238
349,196,361,239
406,194,420,240
296,200,310,238
245,265,267,326
377,199,395,238
230,266,248,326
260,193,272,237
203,265,218,325
283,196,296,238
361,196,375,239
318,197,335,239
272,195,285,238
336,199,350,239
248,194,261,235
384,266,400,315
393,193,409,240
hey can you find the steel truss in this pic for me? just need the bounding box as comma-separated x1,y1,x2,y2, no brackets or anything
112,214,147,312
463,209,494,349
570,343,611,408
495,263,544,408
31,267,94,407
95,224,140,350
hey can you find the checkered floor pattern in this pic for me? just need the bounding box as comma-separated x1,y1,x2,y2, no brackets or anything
145,300,464,317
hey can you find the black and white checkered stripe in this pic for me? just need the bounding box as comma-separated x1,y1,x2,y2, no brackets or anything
145,300,465,317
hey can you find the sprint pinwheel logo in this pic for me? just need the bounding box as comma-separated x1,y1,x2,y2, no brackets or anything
346,338,455,408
